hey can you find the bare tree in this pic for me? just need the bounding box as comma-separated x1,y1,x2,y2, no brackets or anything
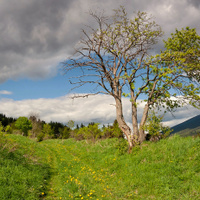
29,112,42,138
63,7,200,152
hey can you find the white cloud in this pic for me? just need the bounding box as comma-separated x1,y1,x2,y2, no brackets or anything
0,94,199,128
0,90,12,95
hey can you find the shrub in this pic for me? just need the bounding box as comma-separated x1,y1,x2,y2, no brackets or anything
101,120,124,139
4,125,13,134
60,126,71,139
42,124,54,139
75,123,102,142
15,117,32,136
37,132,45,142
144,111,171,141
115,138,129,155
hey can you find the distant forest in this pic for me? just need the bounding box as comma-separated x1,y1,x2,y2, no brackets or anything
0,113,123,142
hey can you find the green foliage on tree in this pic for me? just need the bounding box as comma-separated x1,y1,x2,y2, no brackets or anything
49,121,64,138
67,120,75,130
102,120,124,139
149,27,200,109
73,120,124,142
59,126,71,139
75,123,101,142
164,27,200,83
42,124,54,138
15,117,32,136
0,122,3,134
37,123,55,142
0,113,16,127
144,111,172,141
5,125,12,134
29,115,43,138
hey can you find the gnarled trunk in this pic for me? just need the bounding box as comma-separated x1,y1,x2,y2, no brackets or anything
131,100,140,142
139,104,149,142
115,97,133,153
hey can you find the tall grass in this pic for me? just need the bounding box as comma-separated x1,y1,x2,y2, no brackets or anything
1,133,200,199
42,135,200,199
0,133,51,200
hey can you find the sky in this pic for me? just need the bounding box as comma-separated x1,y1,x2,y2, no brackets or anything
0,0,200,127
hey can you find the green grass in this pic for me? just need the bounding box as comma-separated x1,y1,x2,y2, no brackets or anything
1,134,200,199
0,133,51,199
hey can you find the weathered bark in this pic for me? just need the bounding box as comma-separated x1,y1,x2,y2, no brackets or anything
138,104,149,142
115,97,133,153
131,101,139,141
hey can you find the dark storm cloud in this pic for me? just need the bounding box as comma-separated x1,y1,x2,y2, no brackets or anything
0,0,127,82
0,0,75,82
0,0,73,55
0,0,200,83
187,0,200,7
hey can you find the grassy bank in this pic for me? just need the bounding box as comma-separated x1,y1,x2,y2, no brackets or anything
0,134,200,199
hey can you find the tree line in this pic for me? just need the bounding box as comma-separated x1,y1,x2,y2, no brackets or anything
0,111,172,144
0,113,125,142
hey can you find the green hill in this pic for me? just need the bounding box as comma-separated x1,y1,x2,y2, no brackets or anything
171,115,200,136
1,133,200,199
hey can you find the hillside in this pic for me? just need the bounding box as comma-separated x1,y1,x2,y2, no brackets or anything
171,114,200,136
1,134,200,199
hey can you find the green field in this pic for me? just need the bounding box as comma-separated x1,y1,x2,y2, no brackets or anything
0,133,200,199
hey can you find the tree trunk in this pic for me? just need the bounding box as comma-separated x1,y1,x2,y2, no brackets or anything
115,97,133,153
131,101,139,141
139,104,149,142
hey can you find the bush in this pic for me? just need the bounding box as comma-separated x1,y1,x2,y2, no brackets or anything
37,132,45,142
102,120,124,139
4,125,13,134
115,138,129,155
59,126,71,139
75,123,101,142
144,111,171,141
42,124,54,139
15,117,32,136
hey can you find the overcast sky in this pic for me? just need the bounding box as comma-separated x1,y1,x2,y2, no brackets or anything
0,0,200,127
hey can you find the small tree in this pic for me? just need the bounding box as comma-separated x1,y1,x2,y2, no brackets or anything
60,126,71,139
15,117,32,136
0,122,3,134
5,125,12,134
29,114,42,138
42,123,54,138
144,111,171,141
102,120,123,138
64,6,200,152
67,120,75,130
75,123,101,142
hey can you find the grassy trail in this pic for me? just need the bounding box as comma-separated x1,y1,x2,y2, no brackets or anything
42,139,120,199
1,134,200,199
41,137,200,200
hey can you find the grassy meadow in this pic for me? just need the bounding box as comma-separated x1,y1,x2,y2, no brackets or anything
0,133,200,199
